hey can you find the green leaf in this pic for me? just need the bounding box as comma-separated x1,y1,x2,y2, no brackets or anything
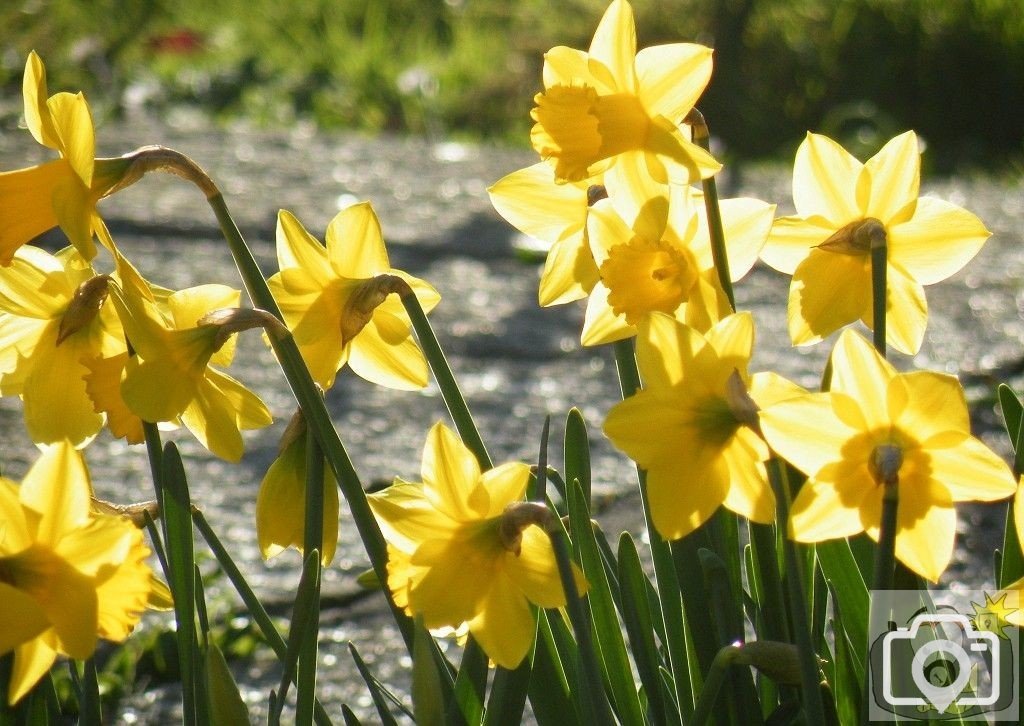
618,533,677,725
341,705,362,725
567,479,644,725
348,644,401,726
273,549,323,723
448,638,487,725
825,581,861,725
564,408,592,503
483,644,532,726
814,540,868,670
206,643,250,726
998,383,1024,476
530,612,582,726
412,619,445,726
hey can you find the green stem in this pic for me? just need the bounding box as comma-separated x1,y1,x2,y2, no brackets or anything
689,645,741,726
872,484,899,593
193,511,334,726
766,458,827,723
400,290,491,469
870,227,888,356
297,435,325,726
687,108,736,312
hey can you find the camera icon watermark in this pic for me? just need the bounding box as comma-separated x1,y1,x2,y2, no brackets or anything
868,590,1019,721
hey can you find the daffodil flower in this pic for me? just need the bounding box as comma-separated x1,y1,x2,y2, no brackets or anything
759,329,1016,581
0,245,125,447
760,131,991,354
530,0,720,185
368,422,585,668
107,253,272,462
488,162,601,306
604,312,803,540
256,410,339,566
0,443,153,704
0,52,131,263
582,182,773,345
268,203,440,390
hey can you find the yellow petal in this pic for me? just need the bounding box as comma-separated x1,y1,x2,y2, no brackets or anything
8,635,57,704
829,330,894,425
23,330,103,447
644,121,721,184
280,287,345,389
705,311,754,372
646,446,728,540
51,173,96,260
469,571,536,669
542,46,604,90
275,210,330,285
634,312,705,389
488,162,588,244
82,353,144,444
22,52,60,150
369,481,457,552
890,371,969,440
0,161,65,264
635,43,713,122
94,528,152,641
759,394,856,477
711,198,776,281
927,437,1016,502
788,474,871,542
46,92,95,187
887,197,991,285
348,315,428,390
793,133,863,223
581,283,633,346
588,0,636,91
167,284,240,368
477,462,531,519
206,367,272,431
876,259,927,355
326,202,390,279
787,248,870,346
0,582,50,654
505,526,576,608
539,234,599,306
586,198,633,264
405,538,493,628
864,131,920,224
604,388,688,468
0,479,31,553
748,371,806,410
603,149,668,236
422,423,481,522
20,443,91,543
759,215,834,274
872,479,955,582
121,351,201,422
719,428,774,524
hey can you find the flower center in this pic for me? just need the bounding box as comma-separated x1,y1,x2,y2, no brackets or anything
602,238,697,325
530,85,649,182
869,443,904,486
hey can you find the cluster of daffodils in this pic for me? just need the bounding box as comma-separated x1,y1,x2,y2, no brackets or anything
3,0,1023,713
491,0,1017,586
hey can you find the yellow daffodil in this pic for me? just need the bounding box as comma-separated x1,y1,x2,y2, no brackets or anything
268,204,440,390
582,182,773,346
0,443,153,704
530,0,720,185
107,253,272,462
256,410,339,566
368,422,585,668
759,329,1016,581
0,52,132,263
487,162,601,306
760,131,991,354
0,245,125,447
604,312,802,540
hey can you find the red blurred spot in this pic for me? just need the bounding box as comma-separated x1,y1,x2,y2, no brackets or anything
146,29,205,55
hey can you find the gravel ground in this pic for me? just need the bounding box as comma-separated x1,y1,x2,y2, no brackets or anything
2,115,1023,722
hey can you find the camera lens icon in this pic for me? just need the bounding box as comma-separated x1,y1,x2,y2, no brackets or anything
881,613,1000,714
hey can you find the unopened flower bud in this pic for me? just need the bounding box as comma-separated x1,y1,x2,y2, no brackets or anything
734,640,805,685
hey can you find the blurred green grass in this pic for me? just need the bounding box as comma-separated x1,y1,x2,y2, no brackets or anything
3,0,1023,170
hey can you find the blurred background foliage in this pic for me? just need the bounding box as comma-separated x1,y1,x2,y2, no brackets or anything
2,0,1022,170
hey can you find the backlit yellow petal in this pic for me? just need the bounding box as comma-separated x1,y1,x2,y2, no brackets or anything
760,215,834,274
880,480,955,582
22,52,60,151
23,330,103,447
348,317,428,390
539,234,599,306
478,463,531,519
542,46,603,91
0,583,50,654
276,210,330,284
46,92,95,187
720,428,774,524
0,161,65,264
788,248,870,346
581,282,633,346
877,259,927,355
788,475,871,542
759,394,856,476
326,202,390,279
505,526,575,608
890,371,969,440
588,0,636,91
709,198,775,281
604,389,688,468
635,43,713,121
468,572,535,669
646,447,728,540
51,173,96,260
887,197,991,285
21,443,92,543
793,133,863,223
634,312,704,389
168,284,240,368
864,130,920,224
422,423,482,521
8,636,57,704
82,353,144,444
927,438,1015,502
829,330,895,425
488,162,589,245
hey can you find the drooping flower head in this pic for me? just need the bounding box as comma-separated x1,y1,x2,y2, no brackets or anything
107,251,272,461
0,52,133,263
530,0,720,186
368,422,585,668
0,443,153,703
604,312,802,539
268,203,440,391
0,245,125,447
760,131,991,354
256,409,339,566
759,330,1016,581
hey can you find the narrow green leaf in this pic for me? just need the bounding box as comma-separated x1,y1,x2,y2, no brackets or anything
341,705,362,725
531,612,583,726
413,619,445,726
448,638,486,726
160,441,199,726
206,642,250,726
998,383,1024,476
618,533,677,726
273,550,323,723
348,644,401,726
825,582,861,725
564,408,592,503
567,479,644,725
78,658,102,726
483,654,532,726
814,540,868,669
